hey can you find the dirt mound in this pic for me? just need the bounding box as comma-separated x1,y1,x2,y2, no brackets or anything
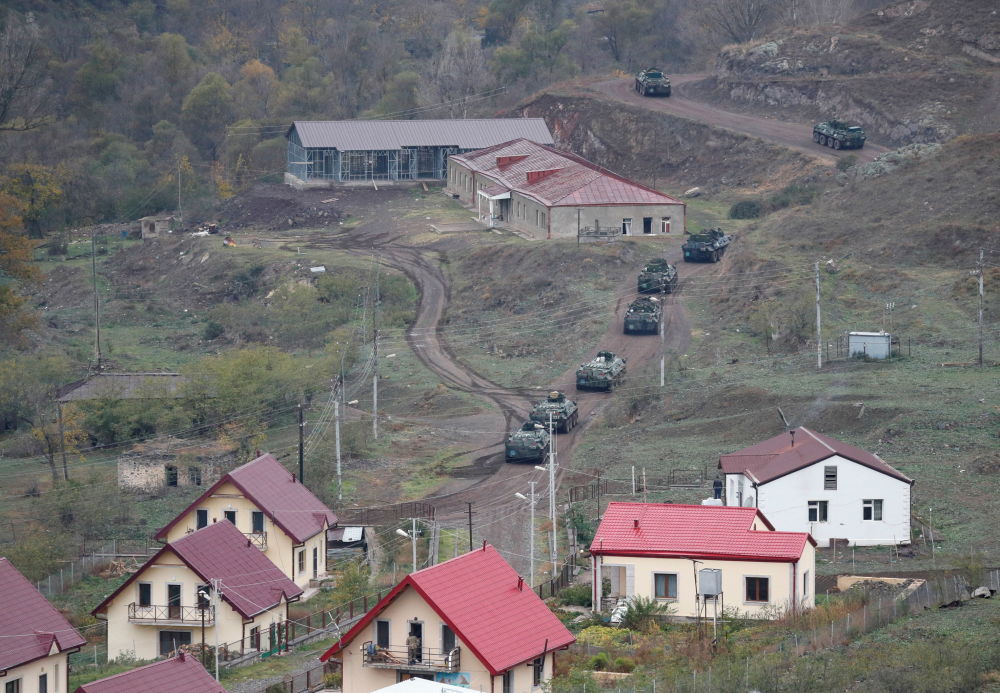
215,183,344,231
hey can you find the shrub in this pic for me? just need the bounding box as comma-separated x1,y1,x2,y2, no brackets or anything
620,596,672,631
588,652,610,671
557,582,592,607
836,154,858,171
729,200,761,219
768,183,818,210
202,321,224,341
612,656,636,672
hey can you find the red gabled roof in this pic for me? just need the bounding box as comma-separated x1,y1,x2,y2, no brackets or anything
94,522,302,619
451,139,683,208
719,427,913,485
320,545,574,675
0,558,86,672
73,652,226,693
590,503,814,562
154,453,337,544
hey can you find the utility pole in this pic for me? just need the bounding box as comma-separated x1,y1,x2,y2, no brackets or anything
395,520,418,573
642,467,647,503
298,403,305,484
660,307,666,386
976,248,985,367
92,232,102,367
547,412,557,569
177,159,183,225
815,261,822,369
515,481,537,585
467,503,474,551
372,250,381,439
211,578,221,680
334,399,343,501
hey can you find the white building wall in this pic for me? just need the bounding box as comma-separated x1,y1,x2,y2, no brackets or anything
1,652,71,693
745,456,911,547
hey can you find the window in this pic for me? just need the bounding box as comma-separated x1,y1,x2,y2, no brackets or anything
502,670,513,693
863,499,883,521
312,547,319,578
745,577,769,603
803,571,810,597
534,209,539,226
824,465,837,490
621,218,632,235
532,656,544,686
167,584,181,618
660,217,671,233
188,466,201,485
196,509,208,529
252,511,265,534
158,630,192,656
224,510,236,525
298,550,306,573
138,582,152,607
38,674,47,693
653,573,678,600
376,620,390,648
165,465,178,487
249,626,261,650
540,212,546,228
442,624,455,652
807,501,828,522
5,680,21,693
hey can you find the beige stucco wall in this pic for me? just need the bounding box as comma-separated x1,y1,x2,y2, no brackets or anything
339,585,555,693
594,544,815,619
161,481,327,589
1,652,71,693
103,549,289,661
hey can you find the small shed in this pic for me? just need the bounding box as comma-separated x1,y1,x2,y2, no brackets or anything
848,331,891,359
137,215,174,239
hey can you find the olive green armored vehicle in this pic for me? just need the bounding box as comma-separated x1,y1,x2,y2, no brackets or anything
682,228,732,263
634,68,671,97
575,351,627,391
529,391,579,433
505,421,551,463
637,258,678,294
812,120,866,150
624,296,662,335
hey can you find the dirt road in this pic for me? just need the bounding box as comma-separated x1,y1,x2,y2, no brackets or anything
588,75,890,164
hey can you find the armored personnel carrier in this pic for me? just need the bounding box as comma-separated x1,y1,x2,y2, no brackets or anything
634,68,671,97
505,421,551,463
530,391,579,433
637,258,678,294
624,296,662,335
576,351,627,391
812,120,866,150
682,228,732,263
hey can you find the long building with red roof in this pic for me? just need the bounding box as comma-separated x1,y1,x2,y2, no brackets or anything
73,652,225,693
319,544,574,693
590,503,815,619
719,427,913,547
447,138,686,239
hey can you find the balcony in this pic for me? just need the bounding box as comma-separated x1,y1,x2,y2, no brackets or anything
244,531,267,551
128,603,215,626
361,641,460,673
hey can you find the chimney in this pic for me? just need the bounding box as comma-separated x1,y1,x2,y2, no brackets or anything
790,430,796,447
633,519,639,529
482,540,487,551
291,473,296,482
517,576,524,591
526,169,560,185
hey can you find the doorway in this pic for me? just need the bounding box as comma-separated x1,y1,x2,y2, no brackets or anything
643,217,652,234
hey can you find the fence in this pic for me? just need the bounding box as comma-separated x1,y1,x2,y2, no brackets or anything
35,539,159,598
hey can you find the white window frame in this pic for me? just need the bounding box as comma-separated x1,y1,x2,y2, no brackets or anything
660,217,671,233
862,499,883,521
621,218,632,235
807,500,828,522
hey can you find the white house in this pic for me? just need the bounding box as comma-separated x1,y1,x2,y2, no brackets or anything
719,427,913,547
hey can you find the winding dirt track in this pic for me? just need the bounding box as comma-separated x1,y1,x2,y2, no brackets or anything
589,74,890,164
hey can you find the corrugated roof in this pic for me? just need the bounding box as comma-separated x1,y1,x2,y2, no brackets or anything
0,558,87,672
73,652,226,693
719,427,912,485
590,503,813,562
154,453,337,544
290,119,554,150
95,522,302,620
57,373,186,403
321,545,575,675
451,139,683,208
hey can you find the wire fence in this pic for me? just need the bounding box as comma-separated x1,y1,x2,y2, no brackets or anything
35,539,159,598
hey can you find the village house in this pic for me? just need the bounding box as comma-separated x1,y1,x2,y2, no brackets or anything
93,520,302,662
72,652,225,693
0,558,87,693
117,438,237,493
320,544,575,693
285,119,553,186
446,138,686,240
154,452,336,590
590,503,815,619
719,427,913,546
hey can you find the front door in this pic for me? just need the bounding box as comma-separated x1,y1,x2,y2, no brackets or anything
622,218,632,235
643,217,652,234
312,547,318,578
409,622,423,663
167,584,181,619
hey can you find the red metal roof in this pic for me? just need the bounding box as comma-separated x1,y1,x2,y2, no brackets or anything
719,427,912,485
590,503,813,562
155,452,336,544
0,558,86,672
95,522,302,620
320,545,574,675
451,139,683,208
73,652,226,693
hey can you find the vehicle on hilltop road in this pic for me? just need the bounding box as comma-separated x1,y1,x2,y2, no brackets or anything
530,391,579,433
505,421,551,463
576,351,627,391
635,68,671,97
682,228,732,263
813,120,866,150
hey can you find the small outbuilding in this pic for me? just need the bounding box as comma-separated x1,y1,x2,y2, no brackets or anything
848,331,891,359
138,215,175,239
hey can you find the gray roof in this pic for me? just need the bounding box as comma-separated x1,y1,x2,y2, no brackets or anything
58,373,186,403
290,119,554,151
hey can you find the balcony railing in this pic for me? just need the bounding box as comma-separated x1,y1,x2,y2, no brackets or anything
128,603,215,625
244,531,267,551
361,641,460,673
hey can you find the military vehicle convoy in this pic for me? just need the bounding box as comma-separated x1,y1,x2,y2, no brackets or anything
624,296,662,335
576,351,627,391
637,258,678,294
634,68,671,97
505,421,551,463
530,391,579,433
812,120,866,150
682,228,732,263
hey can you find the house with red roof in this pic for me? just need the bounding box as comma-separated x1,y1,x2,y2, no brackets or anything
0,557,86,693
154,452,336,590
319,544,574,693
73,651,225,693
446,139,686,239
719,427,914,547
590,503,815,619
93,520,302,662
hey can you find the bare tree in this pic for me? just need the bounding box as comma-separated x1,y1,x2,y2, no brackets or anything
0,12,52,132
429,25,492,118
703,0,786,44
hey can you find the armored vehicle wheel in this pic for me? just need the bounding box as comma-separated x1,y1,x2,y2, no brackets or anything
818,135,826,146
833,139,842,150
712,250,720,262
813,132,820,143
